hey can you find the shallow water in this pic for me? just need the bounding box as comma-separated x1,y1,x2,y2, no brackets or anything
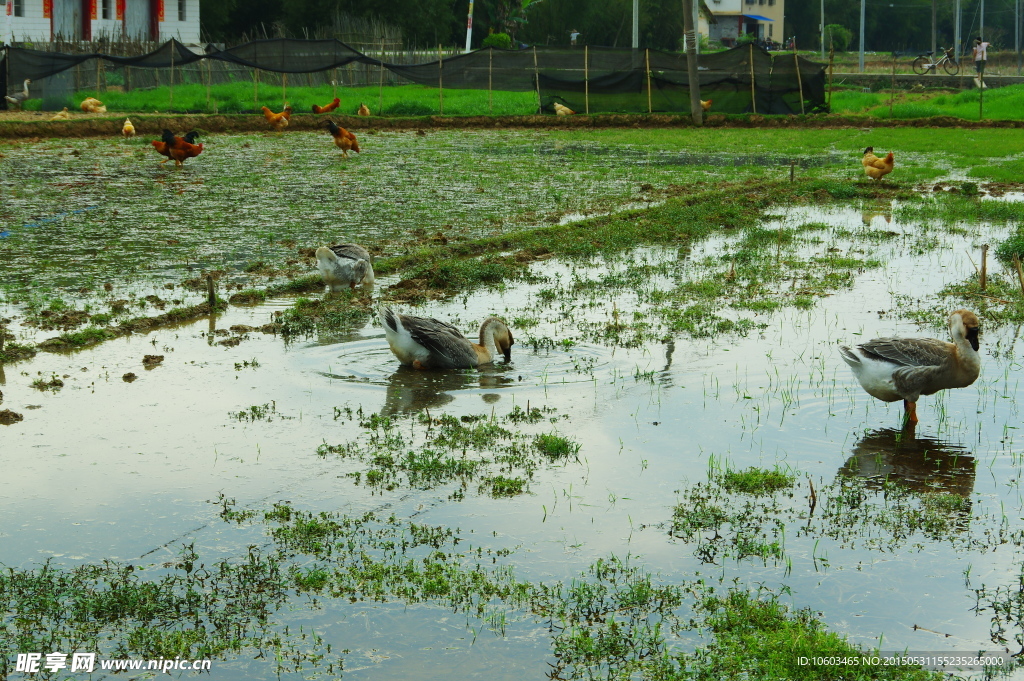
3,165,1024,676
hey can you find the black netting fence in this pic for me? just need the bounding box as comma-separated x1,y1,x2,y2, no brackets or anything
2,39,826,115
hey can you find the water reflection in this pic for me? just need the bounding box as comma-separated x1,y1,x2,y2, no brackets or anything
839,427,976,498
381,365,516,415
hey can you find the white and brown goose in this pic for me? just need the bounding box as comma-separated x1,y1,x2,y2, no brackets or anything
380,307,514,370
839,309,981,424
5,79,31,110
315,243,374,292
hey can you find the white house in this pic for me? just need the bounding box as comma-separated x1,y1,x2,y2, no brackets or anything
3,0,200,45
700,0,785,47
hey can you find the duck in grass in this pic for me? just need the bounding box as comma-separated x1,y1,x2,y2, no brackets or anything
315,244,374,293
839,309,981,425
380,307,514,370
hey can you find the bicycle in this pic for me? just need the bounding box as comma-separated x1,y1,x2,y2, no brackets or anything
912,47,960,75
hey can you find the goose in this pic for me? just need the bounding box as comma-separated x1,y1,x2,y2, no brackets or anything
839,309,981,425
380,307,514,370
315,244,374,292
5,79,31,110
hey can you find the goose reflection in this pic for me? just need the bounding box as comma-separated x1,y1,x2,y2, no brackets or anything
839,427,976,498
381,365,516,415
861,204,893,227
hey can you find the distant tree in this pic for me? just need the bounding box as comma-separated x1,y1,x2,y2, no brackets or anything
824,24,852,51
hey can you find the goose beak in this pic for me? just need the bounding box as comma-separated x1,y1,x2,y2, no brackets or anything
502,330,514,362
966,326,980,351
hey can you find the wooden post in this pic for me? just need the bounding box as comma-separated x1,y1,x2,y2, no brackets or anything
979,71,985,120
282,72,287,108
438,45,444,115
379,38,386,114
645,48,652,113
827,45,834,110
794,48,806,114
332,67,338,99
207,274,216,308
206,58,212,111
1014,254,1024,296
749,43,757,114
790,160,796,181
584,45,590,114
889,54,896,117
254,68,259,108
533,46,541,113
488,48,493,114
125,65,131,92
169,43,174,108
95,57,102,94
981,244,989,290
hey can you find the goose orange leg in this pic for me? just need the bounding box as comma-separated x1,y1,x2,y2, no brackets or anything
903,399,919,425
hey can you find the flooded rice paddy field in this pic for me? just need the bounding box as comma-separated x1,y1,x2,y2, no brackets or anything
3,128,1024,679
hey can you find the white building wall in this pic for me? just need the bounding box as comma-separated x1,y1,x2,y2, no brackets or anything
3,0,202,44
159,0,199,43
4,0,53,44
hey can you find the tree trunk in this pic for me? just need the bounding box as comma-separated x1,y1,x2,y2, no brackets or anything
682,0,703,125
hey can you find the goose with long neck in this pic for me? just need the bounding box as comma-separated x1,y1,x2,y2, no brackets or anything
839,309,981,424
380,307,514,370
5,79,31,110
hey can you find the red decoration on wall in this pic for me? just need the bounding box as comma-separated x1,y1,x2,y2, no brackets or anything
156,0,164,21
90,0,97,20
43,0,52,18
6,1,11,17
116,0,124,19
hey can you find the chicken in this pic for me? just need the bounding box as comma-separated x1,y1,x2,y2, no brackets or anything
862,147,895,181
311,98,340,114
261,105,292,131
151,130,201,165
80,97,107,113
50,108,71,121
357,102,371,116
122,118,135,137
553,102,575,116
701,98,713,111
326,120,360,158
5,79,31,110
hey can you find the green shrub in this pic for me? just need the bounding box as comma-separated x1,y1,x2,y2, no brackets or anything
481,33,512,50
995,225,1024,265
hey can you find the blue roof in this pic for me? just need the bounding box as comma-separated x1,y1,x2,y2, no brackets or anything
742,14,774,21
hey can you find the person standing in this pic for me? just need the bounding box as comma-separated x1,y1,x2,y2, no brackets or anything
570,29,580,47
973,37,990,77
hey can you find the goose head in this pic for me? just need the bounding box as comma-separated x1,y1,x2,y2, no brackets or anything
950,309,980,351
481,317,514,361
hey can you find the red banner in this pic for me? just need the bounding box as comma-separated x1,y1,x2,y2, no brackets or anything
43,0,52,18
157,0,164,21
6,1,11,17
89,0,97,19
116,0,124,20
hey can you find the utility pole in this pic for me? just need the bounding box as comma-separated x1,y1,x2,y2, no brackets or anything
955,0,961,61
682,0,703,125
981,0,985,40
1017,0,1021,75
859,0,866,73
633,0,639,49
464,0,474,53
931,0,937,56
820,0,825,60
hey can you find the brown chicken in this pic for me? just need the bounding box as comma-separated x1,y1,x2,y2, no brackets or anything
311,98,340,114
700,98,713,111
357,102,371,116
326,120,360,158
152,130,201,166
262,105,292,131
862,147,895,181
80,97,106,113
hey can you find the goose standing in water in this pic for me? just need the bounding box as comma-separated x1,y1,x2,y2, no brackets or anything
315,244,374,292
839,309,981,425
380,307,514,370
